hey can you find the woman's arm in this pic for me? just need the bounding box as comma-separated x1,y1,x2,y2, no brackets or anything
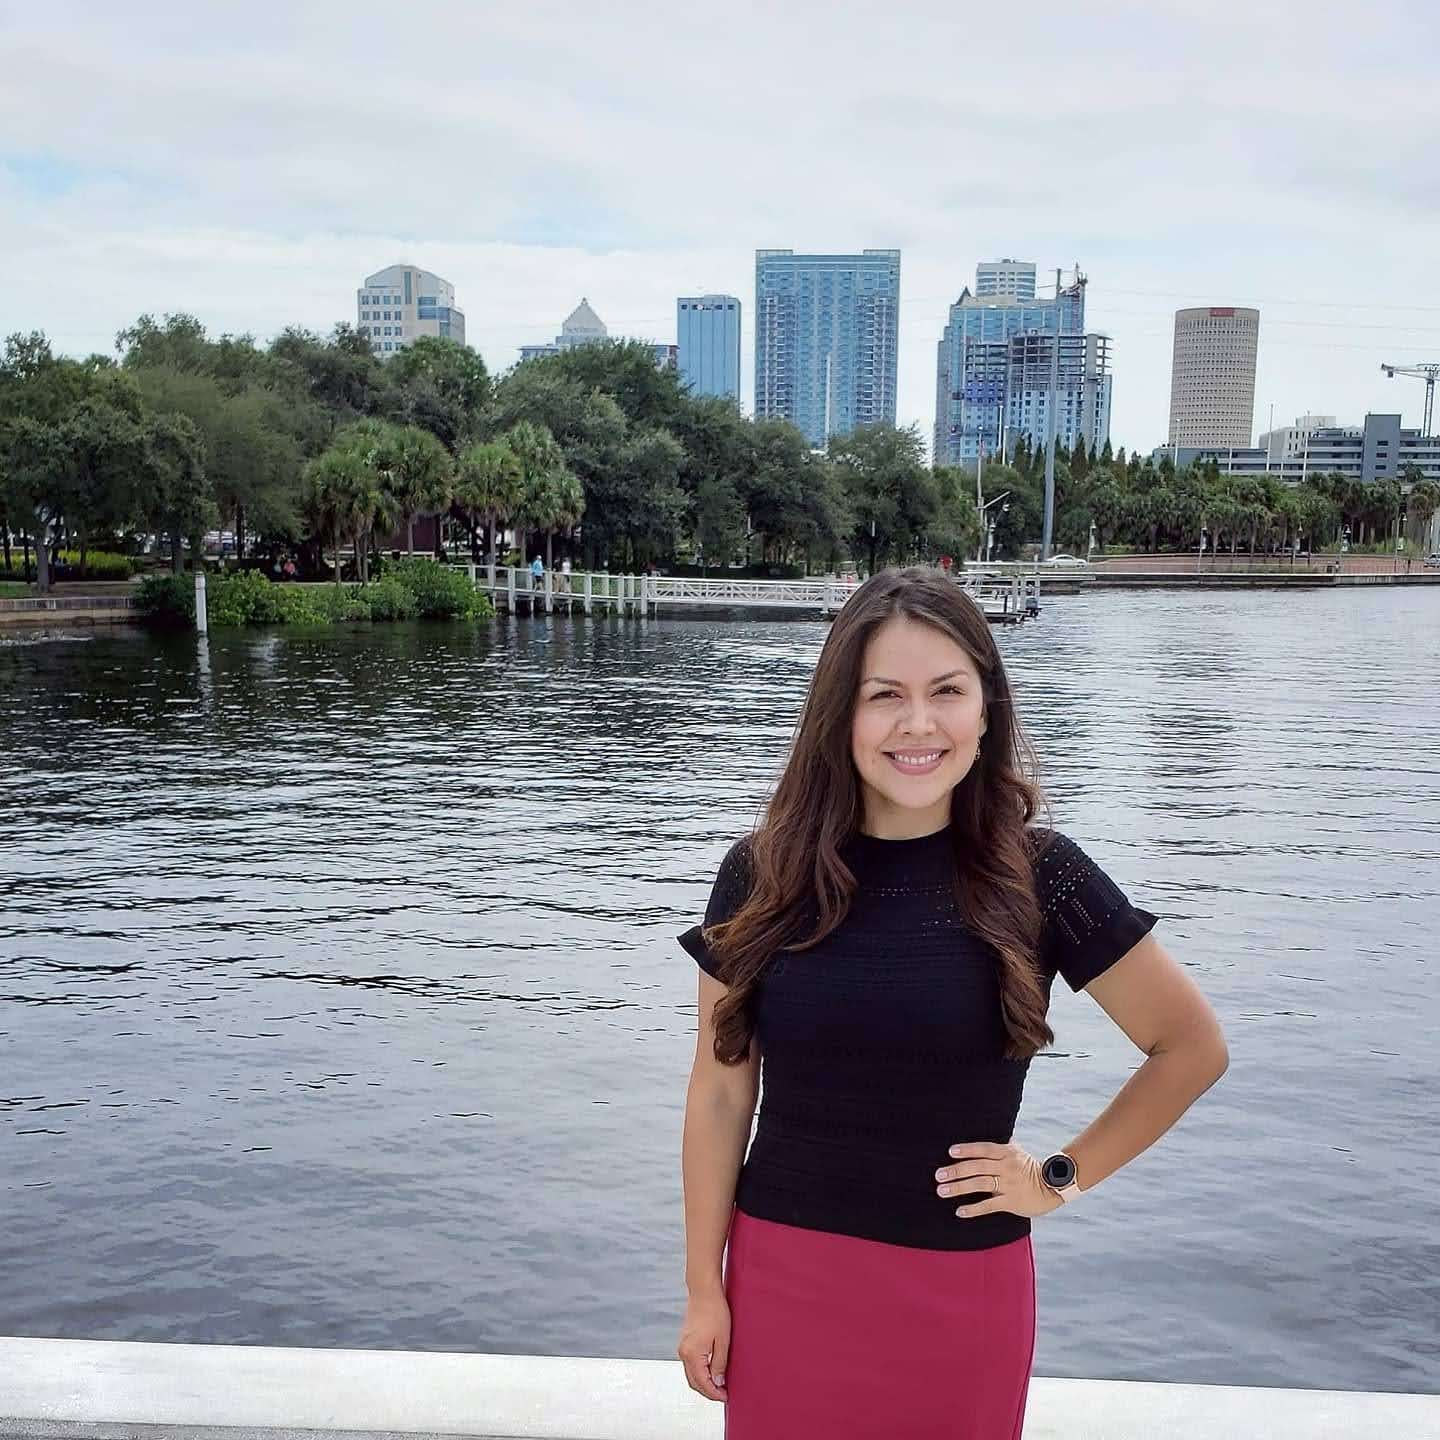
682,974,758,1291
1063,932,1228,1192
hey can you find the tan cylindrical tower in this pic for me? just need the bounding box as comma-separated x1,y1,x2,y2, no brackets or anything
1168,306,1259,448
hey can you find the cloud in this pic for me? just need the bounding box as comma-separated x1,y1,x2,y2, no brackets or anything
1,0,1436,447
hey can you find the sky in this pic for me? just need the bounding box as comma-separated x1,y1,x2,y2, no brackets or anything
2,0,1438,454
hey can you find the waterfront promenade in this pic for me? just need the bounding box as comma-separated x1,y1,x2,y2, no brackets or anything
2,1337,1435,1439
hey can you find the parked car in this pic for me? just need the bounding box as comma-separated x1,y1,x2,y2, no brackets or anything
1424,553,1440,569
1040,553,1089,568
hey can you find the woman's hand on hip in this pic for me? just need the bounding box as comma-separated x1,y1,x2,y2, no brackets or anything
935,1141,1063,1220
678,1288,730,1402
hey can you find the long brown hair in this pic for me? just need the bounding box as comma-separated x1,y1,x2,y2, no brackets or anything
706,565,1054,1064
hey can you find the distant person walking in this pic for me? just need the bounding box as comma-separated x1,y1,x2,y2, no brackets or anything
530,555,544,590
676,566,1229,1436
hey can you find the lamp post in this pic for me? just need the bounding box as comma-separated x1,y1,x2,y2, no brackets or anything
1088,519,1097,560
977,490,1011,565
985,502,1009,563
1197,525,1208,572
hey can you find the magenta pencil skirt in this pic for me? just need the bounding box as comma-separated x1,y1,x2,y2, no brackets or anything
720,1207,1036,1439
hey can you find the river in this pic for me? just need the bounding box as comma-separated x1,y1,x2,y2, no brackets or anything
2,587,1437,1392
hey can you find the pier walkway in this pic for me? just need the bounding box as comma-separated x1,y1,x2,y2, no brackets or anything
461,564,1039,623
1,1336,1434,1439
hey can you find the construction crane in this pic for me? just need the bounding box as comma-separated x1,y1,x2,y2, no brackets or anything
1380,362,1439,437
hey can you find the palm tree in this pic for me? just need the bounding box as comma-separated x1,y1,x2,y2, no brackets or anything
305,420,399,584
455,438,523,565
504,420,566,567
533,465,585,571
383,425,453,555
305,447,365,586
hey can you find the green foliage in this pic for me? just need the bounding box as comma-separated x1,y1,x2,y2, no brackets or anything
307,584,373,622
361,574,419,621
134,573,196,627
0,548,133,580
388,556,489,618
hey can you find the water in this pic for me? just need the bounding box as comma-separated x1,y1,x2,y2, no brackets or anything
2,590,1437,1393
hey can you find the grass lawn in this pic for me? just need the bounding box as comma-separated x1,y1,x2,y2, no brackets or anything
0,581,33,599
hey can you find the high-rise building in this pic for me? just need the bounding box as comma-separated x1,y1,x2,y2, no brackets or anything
754,249,900,446
1168,306,1260,448
517,299,675,373
677,295,741,402
975,259,1037,302
356,264,465,355
1001,332,1112,460
519,298,609,360
933,266,1106,465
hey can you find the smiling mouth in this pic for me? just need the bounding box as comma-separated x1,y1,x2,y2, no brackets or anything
884,749,948,772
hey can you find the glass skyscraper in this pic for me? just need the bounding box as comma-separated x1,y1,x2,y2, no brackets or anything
933,267,1109,465
754,249,900,446
677,295,741,402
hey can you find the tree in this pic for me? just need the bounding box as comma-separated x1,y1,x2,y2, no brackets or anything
302,420,400,584
828,424,937,574
387,338,491,453
143,412,214,572
504,420,567,566
382,424,453,554
455,439,523,565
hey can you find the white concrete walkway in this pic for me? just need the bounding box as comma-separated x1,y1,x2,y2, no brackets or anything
1,1337,1436,1439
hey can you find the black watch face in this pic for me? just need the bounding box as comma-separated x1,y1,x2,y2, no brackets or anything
1043,1154,1076,1188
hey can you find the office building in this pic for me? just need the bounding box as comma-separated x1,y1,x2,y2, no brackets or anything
677,295,742,402
975,259,1037,301
1168,306,1260,448
519,298,609,361
1002,332,1112,459
518,299,675,372
1153,413,1440,485
754,249,900,446
1259,414,1336,461
356,264,465,355
933,266,1104,464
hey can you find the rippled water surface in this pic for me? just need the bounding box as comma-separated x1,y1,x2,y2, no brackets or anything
3,589,1438,1392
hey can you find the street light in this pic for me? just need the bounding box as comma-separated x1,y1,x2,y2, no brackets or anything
978,490,1011,564
1087,519,1097,559
1197,526,1209,571
985,502,1010,563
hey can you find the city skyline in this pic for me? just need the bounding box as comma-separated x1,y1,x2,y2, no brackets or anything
2,3,1433,452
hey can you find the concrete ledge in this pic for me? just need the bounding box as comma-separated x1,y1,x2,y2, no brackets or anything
2,1338,1437,1440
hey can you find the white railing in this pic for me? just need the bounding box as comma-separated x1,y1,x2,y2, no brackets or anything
460,566,1037,622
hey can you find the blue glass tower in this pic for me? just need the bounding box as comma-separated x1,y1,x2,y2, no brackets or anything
677,295,741,402
933,270,1104,464
754,250,900,446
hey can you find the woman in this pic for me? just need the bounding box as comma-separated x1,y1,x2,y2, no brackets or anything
676,566,1228,1438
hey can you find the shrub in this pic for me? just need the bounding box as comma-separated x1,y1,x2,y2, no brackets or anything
309,584,373,622
362,575,419,621
389,557,490,618
0,549,134,581
208,569,283,626
134,574,196,628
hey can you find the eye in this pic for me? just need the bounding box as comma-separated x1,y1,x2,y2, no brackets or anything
936,684,965,695
869,689,898,700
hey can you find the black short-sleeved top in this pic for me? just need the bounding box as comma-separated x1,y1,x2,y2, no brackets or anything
677,826,1157,1251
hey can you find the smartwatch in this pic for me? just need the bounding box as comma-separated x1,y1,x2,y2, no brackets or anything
1041,1151,1082,1203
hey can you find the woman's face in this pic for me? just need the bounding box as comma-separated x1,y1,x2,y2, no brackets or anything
850,616,987,838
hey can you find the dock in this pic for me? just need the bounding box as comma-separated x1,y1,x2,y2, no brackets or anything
463,564,1040,623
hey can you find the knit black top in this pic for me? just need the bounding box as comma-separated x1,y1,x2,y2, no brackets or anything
678,826,1157,1252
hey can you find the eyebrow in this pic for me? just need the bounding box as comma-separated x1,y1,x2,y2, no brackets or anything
861,669,971,686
